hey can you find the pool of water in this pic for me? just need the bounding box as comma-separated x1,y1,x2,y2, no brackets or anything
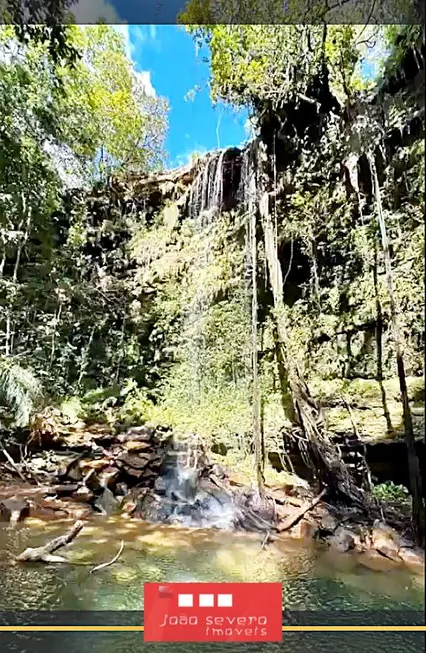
0,516,424,652
0,515,423,612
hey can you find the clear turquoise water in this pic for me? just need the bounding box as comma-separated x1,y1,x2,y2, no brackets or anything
0,516,424,652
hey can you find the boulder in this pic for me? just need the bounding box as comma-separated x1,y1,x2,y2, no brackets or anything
358,548,400,572
371,520,401,561
0,497,30,525
116,426,155,444
328,526,356,552
319,513,338,534
94,487,120,515
122,440,152,452
40,496,92,520
398,547,425,569
289,518,318,540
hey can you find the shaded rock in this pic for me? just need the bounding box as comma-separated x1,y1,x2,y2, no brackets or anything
121,466,144,479
94,487,120,515
0,497,30,524
115,482,129,495
118,452,154,469
97,466,120,490
371,520,401,561
46,484,80,497
71,486,94,503
57,455,83,481
319,514,338,534
289,518,318,539
211,443,228,456
328,527,356,552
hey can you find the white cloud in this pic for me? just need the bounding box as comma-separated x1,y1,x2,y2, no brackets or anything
173,146,208,168
135,70,156,98
108,26,157,98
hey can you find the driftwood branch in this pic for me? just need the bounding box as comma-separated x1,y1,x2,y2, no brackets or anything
276,488,327,532
16,520,84,563
90,540,124,574
0,443,27,482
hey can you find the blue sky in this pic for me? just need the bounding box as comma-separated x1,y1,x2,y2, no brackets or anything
123,25,249,168
72,3,250,168
71,3,384,169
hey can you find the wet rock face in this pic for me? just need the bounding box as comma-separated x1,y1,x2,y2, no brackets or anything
137,443,239,529
328,526,356,552
371,520,402,561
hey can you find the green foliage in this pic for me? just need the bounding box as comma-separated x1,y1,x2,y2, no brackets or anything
0,358,42,427
182,23,383,110
0,25,169,404
0,18,424,481
372,481,410,502
57,25,168,176
379,25,423,82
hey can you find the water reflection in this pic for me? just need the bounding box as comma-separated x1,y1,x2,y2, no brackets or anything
0,516,424,614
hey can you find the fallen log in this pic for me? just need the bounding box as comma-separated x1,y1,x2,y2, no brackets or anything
16,519,84,563
276,488,327,533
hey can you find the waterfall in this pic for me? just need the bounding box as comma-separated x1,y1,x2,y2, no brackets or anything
184,149,231,395
188,149,226,221
156,440,238,530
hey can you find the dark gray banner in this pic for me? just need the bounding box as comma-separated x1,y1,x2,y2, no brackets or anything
0,610,424,626
0,631,424,653
0,1,424,25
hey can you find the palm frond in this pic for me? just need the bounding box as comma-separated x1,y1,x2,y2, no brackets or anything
0,359,42,427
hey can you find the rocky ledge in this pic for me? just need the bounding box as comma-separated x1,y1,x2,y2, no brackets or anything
0,417,424,573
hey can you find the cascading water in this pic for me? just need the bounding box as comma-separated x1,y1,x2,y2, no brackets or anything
149,146,271,529
157,150,240,528
185,149,231,395
150,439,238,530
188,149,226,220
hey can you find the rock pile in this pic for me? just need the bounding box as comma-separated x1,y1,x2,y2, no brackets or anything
0,423,174,521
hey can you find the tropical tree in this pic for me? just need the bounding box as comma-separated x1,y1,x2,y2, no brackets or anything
0,23,168,424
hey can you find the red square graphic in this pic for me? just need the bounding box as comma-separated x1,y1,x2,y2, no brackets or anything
144,582,283,642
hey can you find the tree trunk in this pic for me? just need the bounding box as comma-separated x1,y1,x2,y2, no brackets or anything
256,140,364,505
373,245,393,435
250,193,265,497
272,323,297,423
369,154,424,546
